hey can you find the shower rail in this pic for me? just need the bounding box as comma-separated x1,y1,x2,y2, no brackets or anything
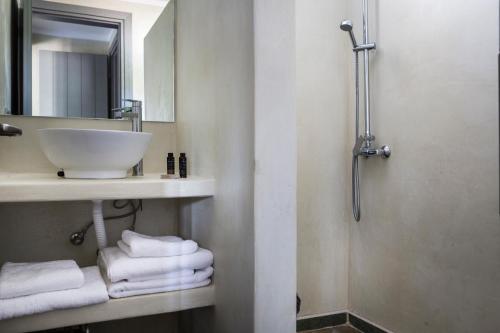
340,0,391,221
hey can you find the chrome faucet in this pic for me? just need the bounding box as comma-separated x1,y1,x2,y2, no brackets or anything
113,99,144,176
0,123,22,137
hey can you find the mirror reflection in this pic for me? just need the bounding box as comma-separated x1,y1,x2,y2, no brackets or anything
1,0,175,122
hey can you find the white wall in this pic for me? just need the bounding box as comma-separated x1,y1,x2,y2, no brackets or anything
144,1,175,122
253,0,297,332
348,0,500,332
176,0,255,332
176,2,298,332
296,0,350,317
0,115,176,174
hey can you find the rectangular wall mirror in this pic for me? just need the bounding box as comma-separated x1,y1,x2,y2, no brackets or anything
0,0,175,122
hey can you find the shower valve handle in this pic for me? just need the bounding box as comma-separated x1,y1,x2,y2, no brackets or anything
380,145,391,158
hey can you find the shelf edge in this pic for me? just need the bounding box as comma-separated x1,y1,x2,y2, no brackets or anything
0,285,215,333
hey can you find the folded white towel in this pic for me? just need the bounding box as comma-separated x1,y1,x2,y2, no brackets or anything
0,260,84,299
119,231,198,258
106,267,213,297
108,279,211,298
0,266,109,320
127,269,195,282
99,247,213,283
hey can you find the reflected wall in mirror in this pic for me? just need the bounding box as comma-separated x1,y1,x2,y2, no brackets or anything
0,1,12,116
1,0,175,122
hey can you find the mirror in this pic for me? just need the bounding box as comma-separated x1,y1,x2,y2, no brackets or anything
0,0,175,122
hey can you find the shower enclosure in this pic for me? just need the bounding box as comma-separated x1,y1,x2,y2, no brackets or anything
340,0,391,221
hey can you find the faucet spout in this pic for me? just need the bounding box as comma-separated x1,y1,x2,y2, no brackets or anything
112,99,144,176
0,123,22,137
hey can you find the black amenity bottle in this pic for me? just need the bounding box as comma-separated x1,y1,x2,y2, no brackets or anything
179,153,187,178
167,153,175,176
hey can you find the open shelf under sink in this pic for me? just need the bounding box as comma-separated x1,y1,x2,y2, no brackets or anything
0,284,215,333
0,173,215,202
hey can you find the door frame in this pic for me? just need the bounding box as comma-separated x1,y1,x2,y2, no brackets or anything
108,36,121,118
23,0,132,116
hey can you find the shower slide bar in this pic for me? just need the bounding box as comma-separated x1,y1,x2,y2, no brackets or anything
340,0,391,221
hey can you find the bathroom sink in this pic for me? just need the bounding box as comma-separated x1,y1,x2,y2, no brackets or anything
38,128,152,179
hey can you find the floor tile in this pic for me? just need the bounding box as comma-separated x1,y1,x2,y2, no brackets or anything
299,324,362,333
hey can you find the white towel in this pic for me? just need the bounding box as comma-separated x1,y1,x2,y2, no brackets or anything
99,247,213,283
108,279,211,298
106,267,213,297
119,231,198,257
0,260,84,299
127,269,195,282
0,266,109,320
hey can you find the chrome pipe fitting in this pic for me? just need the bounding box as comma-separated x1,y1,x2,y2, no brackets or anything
353,43,376,52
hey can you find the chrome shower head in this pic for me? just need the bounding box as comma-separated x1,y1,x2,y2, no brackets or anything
340,19,358,48
340,20,353,31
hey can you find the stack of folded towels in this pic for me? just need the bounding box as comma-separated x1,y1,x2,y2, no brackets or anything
0,261,108,320
98,230,214,298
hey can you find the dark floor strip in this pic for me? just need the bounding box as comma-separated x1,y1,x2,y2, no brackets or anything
348,314,388,333
297,312,348,331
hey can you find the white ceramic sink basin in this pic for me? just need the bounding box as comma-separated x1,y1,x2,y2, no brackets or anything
38,128,152,179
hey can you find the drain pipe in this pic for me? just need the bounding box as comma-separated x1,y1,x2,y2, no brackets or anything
92,200,107,249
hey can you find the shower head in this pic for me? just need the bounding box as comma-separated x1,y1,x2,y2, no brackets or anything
340,19,358,48
340,20,353,31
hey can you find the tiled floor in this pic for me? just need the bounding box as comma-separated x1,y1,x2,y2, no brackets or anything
300,325,362,333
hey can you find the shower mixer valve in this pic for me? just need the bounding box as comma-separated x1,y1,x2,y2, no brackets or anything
353,136,391,159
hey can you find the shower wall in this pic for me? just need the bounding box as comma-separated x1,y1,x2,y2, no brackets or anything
296,0,350,317
176,0,298,331
176,0,255,331
348,0,500,332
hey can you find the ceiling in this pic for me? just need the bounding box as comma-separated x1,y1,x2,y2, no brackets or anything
32,13,118,43
114,0,168,7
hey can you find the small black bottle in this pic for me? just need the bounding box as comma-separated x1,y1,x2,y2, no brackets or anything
179,153,187,178
167,153,175,176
